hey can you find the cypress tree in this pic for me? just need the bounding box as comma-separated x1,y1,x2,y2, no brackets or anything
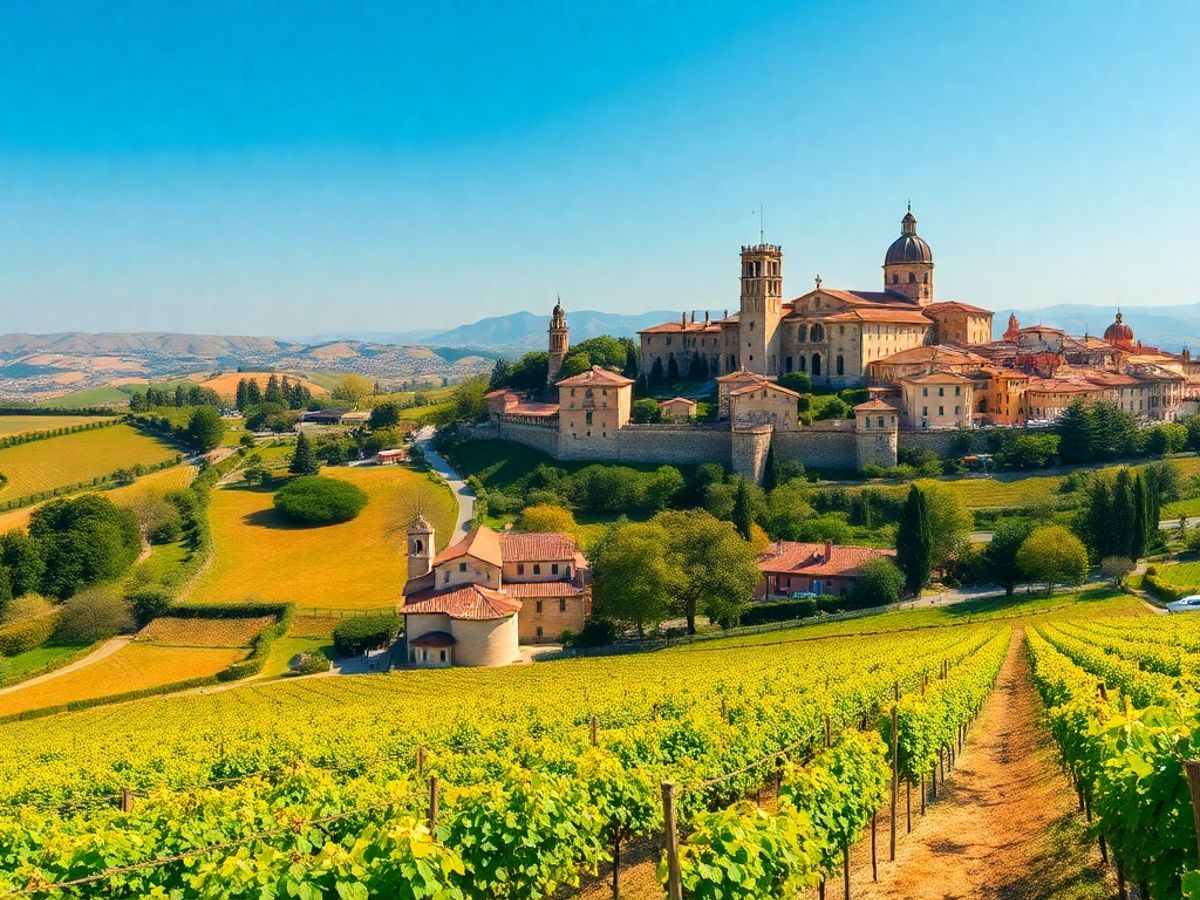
896,484,932,594
762,442,779,493
1130,473,1148,561
246,380,263,406
649,358,664,387
1112,468,1134,559
667,355,680,384
1085,477,1113,560
289,431,320,476
732,479,754,541
235,379,248,412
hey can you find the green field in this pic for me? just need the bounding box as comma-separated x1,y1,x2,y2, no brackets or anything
1,643,90,682
0,415,110,436
0,425,178,500
185,465,457,609
1148,559,1200,594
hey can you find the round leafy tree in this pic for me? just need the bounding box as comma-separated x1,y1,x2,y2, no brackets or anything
273,476,368,526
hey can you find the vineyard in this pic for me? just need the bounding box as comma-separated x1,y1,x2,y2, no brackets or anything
0,621,1011,897
1028,614,1200,898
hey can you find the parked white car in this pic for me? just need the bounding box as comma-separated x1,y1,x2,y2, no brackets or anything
1167,595,1200,613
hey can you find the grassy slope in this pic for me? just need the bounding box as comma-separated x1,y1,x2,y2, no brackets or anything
0,425,177,500
0,643,244,717
185,465,457,609
0,415,110,435
0,465,195,533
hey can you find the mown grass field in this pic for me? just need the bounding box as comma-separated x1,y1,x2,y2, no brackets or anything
0,425,178,500
1148,559,1200,593
137,616,275,648
185,466,457,609
0,415,110,436
2,644,90,680
0,464,194,533
0,643,245,717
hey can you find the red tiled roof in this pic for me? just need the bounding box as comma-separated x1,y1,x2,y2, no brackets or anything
433,527,503,568
825,308,933,325
507,402,560,417
639,321,722,334
874,345,987,366
924,301,992,315
504,582,585,598
498,532,579,562
756,542,895,578
400,584,521,620
900,371,976,384
555,366,635,387
716,368,767,384
729,381,802,399
854,399,899,412
409,630,456,648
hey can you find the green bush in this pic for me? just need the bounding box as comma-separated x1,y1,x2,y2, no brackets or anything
289,651,332,675
0,610,59,655
739,598,818,626
53,588,134,644
273,476,369,525
333,614,401,655
127,588,172,627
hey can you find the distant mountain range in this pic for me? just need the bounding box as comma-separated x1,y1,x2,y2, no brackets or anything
998,303,1200,351
300,303,1200,355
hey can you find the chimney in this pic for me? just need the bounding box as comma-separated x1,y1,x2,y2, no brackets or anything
724,309,729,319
681,311,686,327
704,311,710,324
824,540,834,562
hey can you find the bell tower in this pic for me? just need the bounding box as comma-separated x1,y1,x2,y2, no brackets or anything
547,297,569,384
737,244,784,376
407,514,434,580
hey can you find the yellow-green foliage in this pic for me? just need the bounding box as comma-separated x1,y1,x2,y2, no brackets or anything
0,415,109,436
0,425,177,500
185,466,456,609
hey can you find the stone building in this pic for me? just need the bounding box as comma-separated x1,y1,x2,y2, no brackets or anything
399,521,592,667
547,298,569,384
755,540,897,599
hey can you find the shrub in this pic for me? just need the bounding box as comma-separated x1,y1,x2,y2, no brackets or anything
289,651,331,675
53,588,134,644
739,598,818,626
849,557,906,606
0,609,59,655
273,476,369,526
127,588,173,627
333,613,401,655
571,618,617,648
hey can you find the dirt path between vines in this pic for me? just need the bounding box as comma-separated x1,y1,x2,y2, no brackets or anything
853,628,1109,900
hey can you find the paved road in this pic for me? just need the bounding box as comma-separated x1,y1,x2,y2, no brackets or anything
414,426,475,541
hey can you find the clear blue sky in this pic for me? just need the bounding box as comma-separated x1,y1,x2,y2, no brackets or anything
0,1,1196,336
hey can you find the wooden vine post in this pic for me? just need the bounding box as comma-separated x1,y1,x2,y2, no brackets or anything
1184,759,1200,861
890,705,898,862
824,714,832,748
590,715,599,747
416,744,425,777
871,812,877,881
427,775,440,832
663,782,683,900
120,787,133,813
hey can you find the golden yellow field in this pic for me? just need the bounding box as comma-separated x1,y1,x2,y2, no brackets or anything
184,466,457,609
0,415,109,436
0,425,178,501
0,643,244,717
191,371,328,399
136,616,275,648
0,465,195,533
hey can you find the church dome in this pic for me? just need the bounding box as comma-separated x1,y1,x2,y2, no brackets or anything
884,211,933,265
1103,311,1135,346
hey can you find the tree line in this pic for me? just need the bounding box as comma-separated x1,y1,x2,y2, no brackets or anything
128,384,221,412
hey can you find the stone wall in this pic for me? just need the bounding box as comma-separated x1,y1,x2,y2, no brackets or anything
731,425,772,481
773,426,858,470
495,419,560,457
614,424,731,466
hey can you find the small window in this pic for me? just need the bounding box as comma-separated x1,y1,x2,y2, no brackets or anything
536,600,543,613
551,563,559,575
938,406,944,416
536,626,544,638
938,387,944,397
533,564,541,575
922,388,928,397
559,597,567,612
517,563,525,575
458,562,467,573
443,572,450,583
439,650,446,663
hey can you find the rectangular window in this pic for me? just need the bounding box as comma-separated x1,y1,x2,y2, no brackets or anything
938,387,945,397
458,562,466,573
551,563,559,575
922,388,928,397
955,386,961,396
922,406,928,416
559,598,567,612
536,626,544,638
517,563,525,575
439,650,446,663
533,564,541,575
535,600,543,613
938,406,944,416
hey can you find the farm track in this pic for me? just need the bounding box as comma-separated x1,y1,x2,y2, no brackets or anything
854,630,1108,899
0,637,131,696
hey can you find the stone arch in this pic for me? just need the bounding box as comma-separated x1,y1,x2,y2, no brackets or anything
836,354,844,376
797,324,808,342
908,272,917,283
811,353,822,376
798,355,806,373
811,323,825,342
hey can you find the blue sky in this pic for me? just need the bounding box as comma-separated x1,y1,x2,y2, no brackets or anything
0,1,1196,336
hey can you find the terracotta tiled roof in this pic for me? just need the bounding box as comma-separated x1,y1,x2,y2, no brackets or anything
507,402,560,417
409,630,456,648
638,321,722,335
659,397,697,408
555,366,635,388
794,289,919,308
853,399,899,412
729,381,802,399
756,541,895,578
874,345,987,367
400,584,521,620
433,527,503,568
825,309,932,325
1025,378,1100,394
504,582,585,598
924,301,992,315
498,532,579,562
484,388,513,399
716,368,767,385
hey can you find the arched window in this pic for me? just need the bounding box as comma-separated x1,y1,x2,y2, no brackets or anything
798,355,806,373
797,324,808,342
811,354,822,376
891,273,899,284
413,539,423,553
908,272,916,283
811,323,825,343
769,354,777,374
923,272,930,284
836,355,844,376
585,388,594,399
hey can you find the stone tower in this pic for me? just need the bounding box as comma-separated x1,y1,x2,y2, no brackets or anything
547,297,569,384
407,514,434,580
737,244,784,377
882,207,934,305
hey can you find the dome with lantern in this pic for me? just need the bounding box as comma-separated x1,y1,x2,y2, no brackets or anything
1103,310,1135,348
